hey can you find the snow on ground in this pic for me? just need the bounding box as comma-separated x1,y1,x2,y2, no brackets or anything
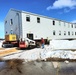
0,40,3,48
50,40,76,49
1,40,76,62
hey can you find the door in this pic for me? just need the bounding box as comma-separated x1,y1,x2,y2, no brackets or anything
27,33,34,40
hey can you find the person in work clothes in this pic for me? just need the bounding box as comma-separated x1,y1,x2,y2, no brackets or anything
41,38,45,49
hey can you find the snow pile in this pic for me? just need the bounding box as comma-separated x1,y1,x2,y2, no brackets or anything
50,40,76,49
0,40,3,48
3,40,76,62
3,45,76,62
3,48,45,61
41,50,76,59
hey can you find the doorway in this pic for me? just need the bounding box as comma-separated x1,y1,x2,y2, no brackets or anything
27,33,34,40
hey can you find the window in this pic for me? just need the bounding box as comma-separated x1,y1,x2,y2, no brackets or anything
27,33,33,40
10,19,13,25
26,15,30,22
10,30,13,34
75,25,76,28
68,31,70,35
72,31,73,35
37,17,40,23
75,23,76,28
64,31,66,35
53,30,55,35
59,31,61,35
75,32,76,35
6,31,7,34
53,20,55,25
16,13,19,16
71,24,73,28
5,21,7,24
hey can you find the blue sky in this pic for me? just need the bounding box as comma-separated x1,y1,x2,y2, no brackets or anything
0,0,76,38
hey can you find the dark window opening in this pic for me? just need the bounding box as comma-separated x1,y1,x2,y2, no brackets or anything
64,31,66,35
53,20,55,25
16,13,19,15
53,30,55,35
27,33,33,40
59,31,61,35
10,30,13,34
26,15,30,22
37,17,40,23
72,24,73,28
68,31,70,35
10,19,13,25
5,21,7,24
75,25,76,28
6,31,7,34
75,32,76,35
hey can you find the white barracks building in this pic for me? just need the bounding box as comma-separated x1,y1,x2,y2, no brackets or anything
4,9,76,40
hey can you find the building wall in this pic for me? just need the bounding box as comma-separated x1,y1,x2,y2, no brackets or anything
22,12,53,40
4,9,22,39
21,11,76,40
5,9,76,40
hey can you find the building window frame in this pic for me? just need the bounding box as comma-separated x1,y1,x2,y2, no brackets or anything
68,31,70,35
5,21,7,24
75,25,76,28
59,31,61,35
75,32,76,35
64,31,66,35
53,30,55,35
10,19,13,25
53,20,55,25
71,24,73,28
26,15,30,22
37,17,40,23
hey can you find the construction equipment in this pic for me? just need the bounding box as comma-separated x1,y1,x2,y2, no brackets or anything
5,34,16,41
2,34,18,48
2,34,36,49
19,38,36,49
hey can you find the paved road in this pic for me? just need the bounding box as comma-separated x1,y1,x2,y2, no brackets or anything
0,61,76,75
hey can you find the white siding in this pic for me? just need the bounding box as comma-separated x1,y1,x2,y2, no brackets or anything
21,12,76,40
22,13,53,40
5,9,76,40
4,9,22,39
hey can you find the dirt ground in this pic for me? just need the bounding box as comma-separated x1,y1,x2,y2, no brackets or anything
0,48,21,57
0,59,76,75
